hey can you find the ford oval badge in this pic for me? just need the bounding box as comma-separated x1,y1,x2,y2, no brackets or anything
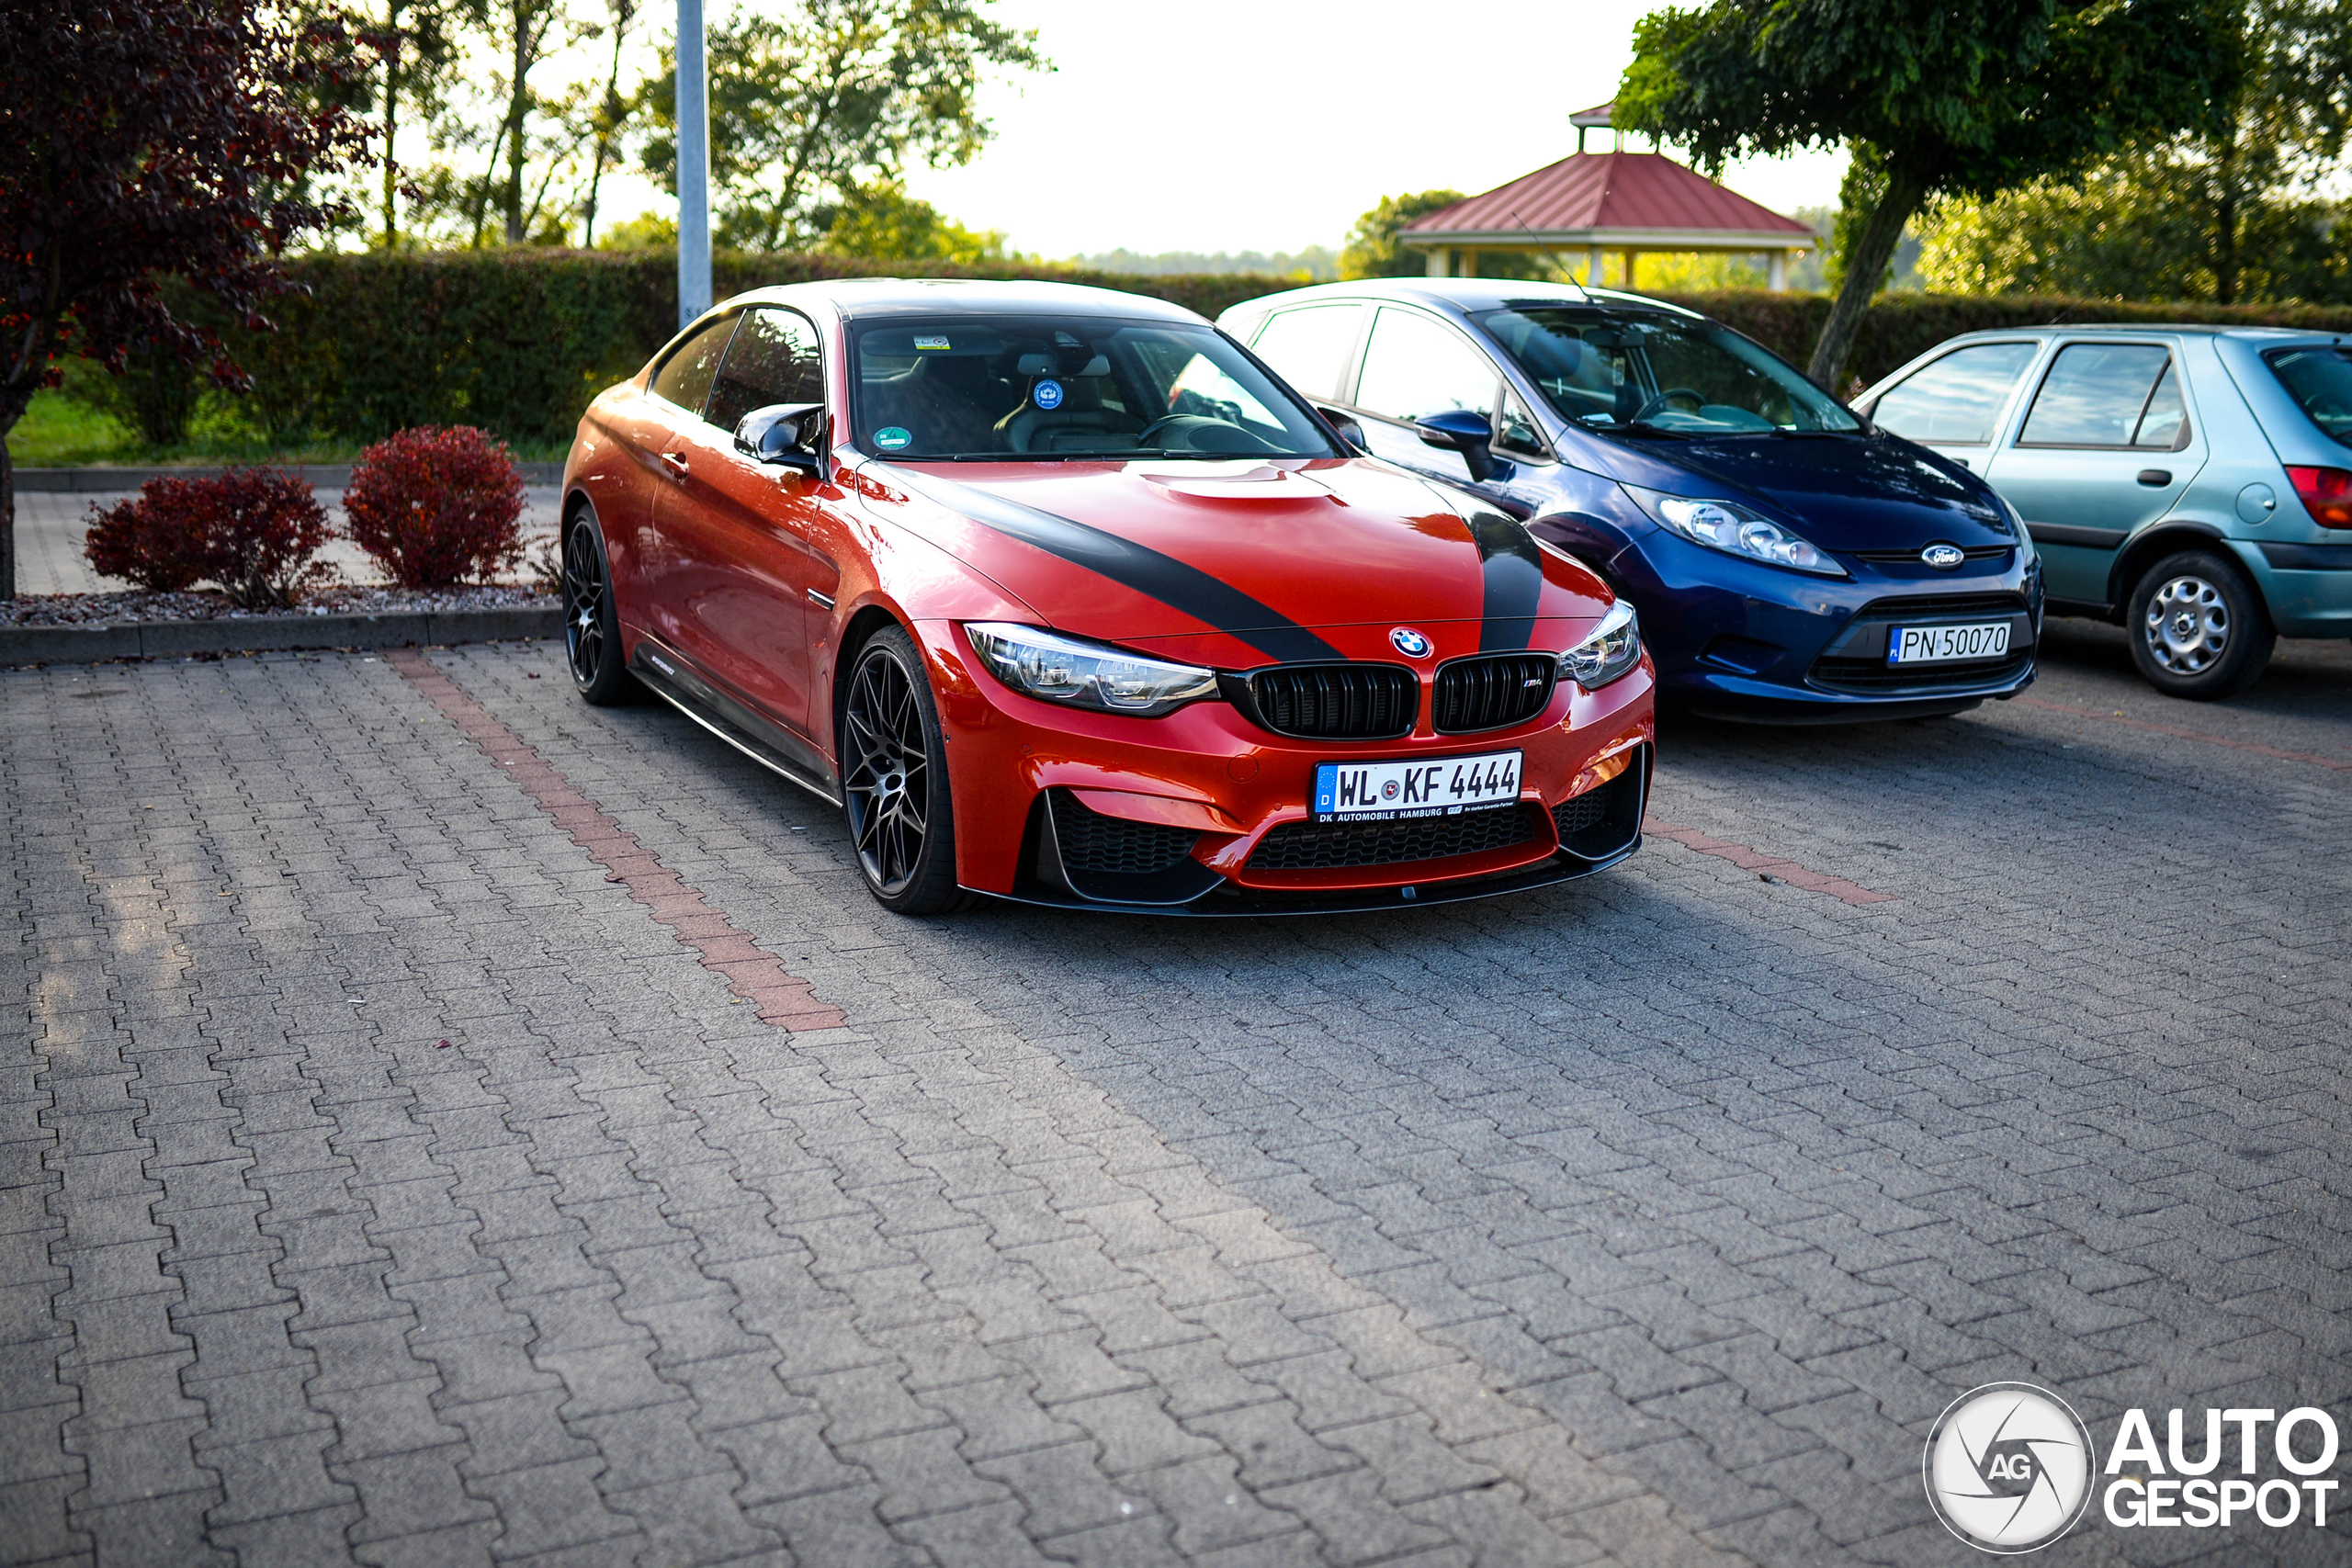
1390,626,1431,658
1921,543,1965,570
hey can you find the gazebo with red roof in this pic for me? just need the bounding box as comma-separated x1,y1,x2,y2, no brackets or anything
1401,104,1815,291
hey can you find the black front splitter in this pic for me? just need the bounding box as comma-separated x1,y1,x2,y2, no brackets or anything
975,837,1642,918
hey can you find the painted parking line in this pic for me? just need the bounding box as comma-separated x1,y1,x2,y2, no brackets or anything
1642,816,1898,906
2015,694,2352,775
388,649,846,1031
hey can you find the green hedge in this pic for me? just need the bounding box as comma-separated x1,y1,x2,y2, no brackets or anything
209,251,2352,449
220,251,1290,449
1655,291,2352,390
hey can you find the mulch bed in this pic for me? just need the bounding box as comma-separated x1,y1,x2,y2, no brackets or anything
1,583,555,627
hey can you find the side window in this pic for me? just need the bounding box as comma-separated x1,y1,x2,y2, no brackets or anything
1352,308,1498,425
1248,304,1365,401
2017,343,2187,448
1496,389,1546,457
1870,342,2040,445
650,316,737,416
707,308,822,434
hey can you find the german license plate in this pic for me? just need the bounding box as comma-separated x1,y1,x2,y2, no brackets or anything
1888,621,2010,665
1313,750,1522,822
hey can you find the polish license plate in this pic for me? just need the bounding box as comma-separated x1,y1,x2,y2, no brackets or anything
1313,750,1522,822
1887,621,2011,665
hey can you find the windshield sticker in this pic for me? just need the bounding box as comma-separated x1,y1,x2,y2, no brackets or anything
913,334,950,350
874,426,912,450
1033,379,1065,411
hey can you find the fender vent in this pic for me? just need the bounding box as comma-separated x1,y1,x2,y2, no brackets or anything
1048,791,1200,875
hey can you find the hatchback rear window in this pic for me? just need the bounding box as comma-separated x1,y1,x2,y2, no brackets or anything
2267,344,2352,449
2018,343,2187,448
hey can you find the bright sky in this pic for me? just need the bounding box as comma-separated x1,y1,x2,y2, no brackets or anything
589,0,1851,257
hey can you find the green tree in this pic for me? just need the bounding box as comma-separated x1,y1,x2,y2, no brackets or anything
815,181,1008,264
643,0,1045,252
1616,0,2228,386
1339,191,1464,279
360,0,476,248
1920,0,2352,303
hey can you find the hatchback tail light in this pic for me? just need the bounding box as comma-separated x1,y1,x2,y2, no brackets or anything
2285,466,2352,528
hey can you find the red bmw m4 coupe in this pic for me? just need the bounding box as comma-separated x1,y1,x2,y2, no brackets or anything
560,279,1655,915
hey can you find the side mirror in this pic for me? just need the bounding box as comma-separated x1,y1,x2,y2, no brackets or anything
1415,408,1497,482
1315,406,1369,454
734,401,824,473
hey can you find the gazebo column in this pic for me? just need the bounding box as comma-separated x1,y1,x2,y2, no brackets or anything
1586,244,1604,288
1425,247,1451,278
1769,250,1789,291
1623,250,1637,289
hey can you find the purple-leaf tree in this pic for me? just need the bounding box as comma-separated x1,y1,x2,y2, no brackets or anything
0,1,371,599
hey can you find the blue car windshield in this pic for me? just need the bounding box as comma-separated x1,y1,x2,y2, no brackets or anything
2267,345,2352,449
849,316,1340,460
1477,307,1861,435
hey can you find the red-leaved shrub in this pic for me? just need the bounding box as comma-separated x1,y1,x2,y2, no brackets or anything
342,424,527,587
84,468,334,607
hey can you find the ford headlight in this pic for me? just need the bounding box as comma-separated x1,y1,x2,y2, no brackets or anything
1562,600,1642,689
966,623,1219,716
1625,485,1845,577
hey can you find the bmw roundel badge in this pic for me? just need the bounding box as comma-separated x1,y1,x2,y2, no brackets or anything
1390,626,1431,658
1920,543,1965,570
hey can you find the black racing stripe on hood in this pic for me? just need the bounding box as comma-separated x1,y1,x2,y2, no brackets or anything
1466,511,1542,651
877,464,1343,664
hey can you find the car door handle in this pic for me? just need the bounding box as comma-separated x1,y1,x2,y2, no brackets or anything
660,451,689,476
2137,468,2172,487
805,588,835,609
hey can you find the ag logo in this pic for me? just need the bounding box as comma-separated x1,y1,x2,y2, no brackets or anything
1389,626,1431,658
1921,542,1966,570
1924,1382,2096,1553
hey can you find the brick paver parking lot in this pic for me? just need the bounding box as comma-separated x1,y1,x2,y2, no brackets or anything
6,622,2348,1568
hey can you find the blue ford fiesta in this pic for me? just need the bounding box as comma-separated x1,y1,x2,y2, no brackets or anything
1219,279,2042,722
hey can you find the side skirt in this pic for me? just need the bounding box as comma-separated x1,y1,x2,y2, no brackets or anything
628,639,843,808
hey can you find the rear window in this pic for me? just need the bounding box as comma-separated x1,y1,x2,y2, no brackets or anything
1871,342,2038,444
2267,344,2352,449
2018,343,2187,449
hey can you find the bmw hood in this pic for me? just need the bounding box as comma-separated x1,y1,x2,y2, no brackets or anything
1593,432,2015,552
853,457,1612,663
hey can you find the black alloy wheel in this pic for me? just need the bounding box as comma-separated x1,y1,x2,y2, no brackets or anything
563,508,639,705
2125,547,2275,700
840,626,970,915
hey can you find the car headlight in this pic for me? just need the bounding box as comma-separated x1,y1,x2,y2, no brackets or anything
1624,484,1845,577
965,623,1219,716
1562,599,1642,690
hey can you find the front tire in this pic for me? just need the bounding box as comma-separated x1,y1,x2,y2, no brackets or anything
562,506,642,705
2126,548,2274,700
840,626,971,915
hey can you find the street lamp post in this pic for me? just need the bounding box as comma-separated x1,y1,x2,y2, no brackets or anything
675,0,711,329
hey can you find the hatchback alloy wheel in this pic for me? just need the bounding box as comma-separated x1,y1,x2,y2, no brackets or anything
2141,573,2230,675
2125,548,2274,700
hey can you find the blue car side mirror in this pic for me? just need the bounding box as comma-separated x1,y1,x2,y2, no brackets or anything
735,402,825,474
1415,408,1497,482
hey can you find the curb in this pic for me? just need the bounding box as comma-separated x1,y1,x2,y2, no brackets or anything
14,462,567,492
0,606,562,664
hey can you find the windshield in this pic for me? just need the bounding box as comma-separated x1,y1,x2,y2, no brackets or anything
2267,344,2352,449
849,315,1340,460
1476,307,1861,435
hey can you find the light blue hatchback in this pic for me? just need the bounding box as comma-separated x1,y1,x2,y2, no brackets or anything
1860,326,2352,697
